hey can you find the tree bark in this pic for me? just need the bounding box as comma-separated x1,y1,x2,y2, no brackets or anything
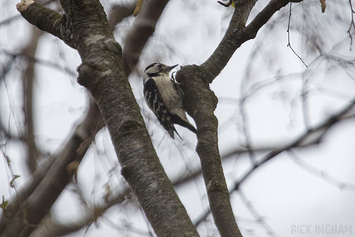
176,65,243,237
8,0,305,236
175,1,302,236
22,26,43,173
13,0,200,236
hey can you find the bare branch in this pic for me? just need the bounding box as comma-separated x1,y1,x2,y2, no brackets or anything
177,65,242,237
175,1,303,236
31,184,131,237
234,98,355,190
0,100,104,236
238,190,279,237
288,150,355,191
15,0,201,236
286,3,308,67
108,2,136,31
200,0,257,82
0,0,58,26
17,0,76,48
245,0,301,35
200,0,302,82
122,0,169,74
347,0,355,49
0,153,56,234
21,26,44,173
0,15,22,26
193,100,355,231
0,50,77,76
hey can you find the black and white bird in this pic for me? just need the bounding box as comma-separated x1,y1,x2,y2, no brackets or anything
143,62,197,139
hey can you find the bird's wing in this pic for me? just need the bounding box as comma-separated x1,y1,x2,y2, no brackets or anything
170,80,197,134
144,78,179,138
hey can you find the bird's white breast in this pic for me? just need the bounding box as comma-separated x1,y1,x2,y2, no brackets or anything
154,75,182,111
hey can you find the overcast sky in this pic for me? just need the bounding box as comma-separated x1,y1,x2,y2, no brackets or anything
1,0,355,236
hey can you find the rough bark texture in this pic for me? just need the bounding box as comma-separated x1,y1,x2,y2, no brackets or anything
4,0,304,236
17,2,75,48
73,3,199,236
174,0,301,236
12,0,200,236
176,65,242,237
201,0,296,82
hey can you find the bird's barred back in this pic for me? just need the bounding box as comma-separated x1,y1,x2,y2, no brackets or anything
143,62,195,139
144,78,175,132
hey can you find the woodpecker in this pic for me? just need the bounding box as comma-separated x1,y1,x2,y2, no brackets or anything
143,62,197,139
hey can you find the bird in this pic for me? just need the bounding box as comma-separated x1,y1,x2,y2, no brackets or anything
143,62,197,139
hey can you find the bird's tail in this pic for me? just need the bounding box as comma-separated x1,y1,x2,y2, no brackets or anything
168,127,182,140
171,115,197,134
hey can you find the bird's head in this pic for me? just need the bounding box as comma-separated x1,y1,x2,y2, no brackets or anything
143,63,178,79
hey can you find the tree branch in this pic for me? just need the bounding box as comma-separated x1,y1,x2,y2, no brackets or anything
0,152,56,234
22,26,43,173
176,65,242,237
234,98,355,190
176,0,304,236
193,99,355,229
200,0,302,82
199,0,257,82
16,0,199,236
31,135,327,236
16,1,75,48
122,0,169,74
30,185,131,237
108,2,136,31
0,99,104,237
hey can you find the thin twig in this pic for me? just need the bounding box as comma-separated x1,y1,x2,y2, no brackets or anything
287,3,308,67
288,150,355,191
234,98,355,191
239,98,257,166
347,0,355,50
301,73,311,130
239,190,280,237
0,50,77,77
0,149,20,195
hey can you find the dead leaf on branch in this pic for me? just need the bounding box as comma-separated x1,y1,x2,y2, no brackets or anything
133,0,144,16
320,0,326,13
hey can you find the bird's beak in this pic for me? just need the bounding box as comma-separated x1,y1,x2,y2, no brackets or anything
165,64,178,72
